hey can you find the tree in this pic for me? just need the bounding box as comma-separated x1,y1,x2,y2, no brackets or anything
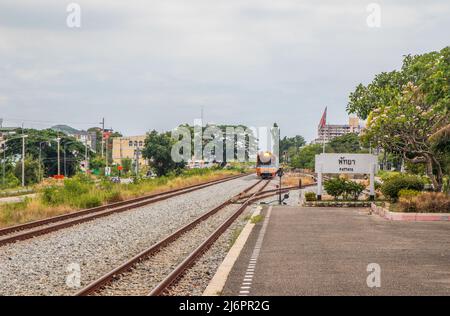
14,156,40,186
280,135,306,162
4,128,91,178
121,158,132,174
347,47,449,191
327,133,365,153
142,130,185,176
89,156,106,172
290,144,322,170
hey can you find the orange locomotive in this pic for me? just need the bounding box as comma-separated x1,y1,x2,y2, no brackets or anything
256,151,279,179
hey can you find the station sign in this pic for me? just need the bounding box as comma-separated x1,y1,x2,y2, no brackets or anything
315,153,378,174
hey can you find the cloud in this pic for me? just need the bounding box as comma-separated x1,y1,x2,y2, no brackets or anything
0,0,449,140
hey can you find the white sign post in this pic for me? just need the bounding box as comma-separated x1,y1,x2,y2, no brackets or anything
314,153,378,200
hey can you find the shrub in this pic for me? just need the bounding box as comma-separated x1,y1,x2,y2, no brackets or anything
41,186,65,206
398,189,421,199
72,194,102,209
63,178,90,195
381,174,424,201
323,177,367,200
105,190,123,203
398,192,450,213
347,181,366,200
323,178,346,200
305,192,317,201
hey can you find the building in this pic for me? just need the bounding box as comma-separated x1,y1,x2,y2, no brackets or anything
0,127,19,141
51,125,96,152
314,117,363,144
112,135,148,167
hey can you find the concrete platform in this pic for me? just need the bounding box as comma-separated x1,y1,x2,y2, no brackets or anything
222,206,450,296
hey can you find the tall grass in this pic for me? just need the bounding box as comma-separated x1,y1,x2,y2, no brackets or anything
0,169,241,228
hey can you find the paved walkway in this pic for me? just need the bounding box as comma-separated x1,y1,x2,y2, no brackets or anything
223,206,450,296
0,194,36,204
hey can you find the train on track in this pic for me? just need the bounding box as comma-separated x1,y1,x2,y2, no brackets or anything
256,151,279,179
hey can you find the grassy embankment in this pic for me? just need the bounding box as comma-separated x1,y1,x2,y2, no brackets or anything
0,168,244,228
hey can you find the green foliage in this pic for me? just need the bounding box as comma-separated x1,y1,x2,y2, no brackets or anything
14,157,41,185
398,189,421,199
377,170,401,182
4,128,91,178
324,177,366,200
346,181,366,200
41,186,65,206
89,156,106,172
347,46,449,191
324,178,346,200
327,133,366,153
250,214,264,224
304,192,317,201
0,172,20,189
290,144,323,170
280,135,306,162
381,174,424,201
41,176,100,208
142,130,186,176
121,158,132,174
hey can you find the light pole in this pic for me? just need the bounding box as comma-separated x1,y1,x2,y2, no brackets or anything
56,137,61,176
21,134,28,187
39,141,49,182
1,142,6,187
64,145,67,177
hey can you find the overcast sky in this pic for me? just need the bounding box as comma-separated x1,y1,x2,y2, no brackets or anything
0,0,449,141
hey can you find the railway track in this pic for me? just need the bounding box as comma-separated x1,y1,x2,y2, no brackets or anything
75,179,277,296
0,173,250,247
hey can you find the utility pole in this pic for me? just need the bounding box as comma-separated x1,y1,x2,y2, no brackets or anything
135,147,140,177
39,142,47,182
56,137,61,176
1,142,6,187
100,118,105,158
85,138,89,171
21,134,28,187
64,145,67,177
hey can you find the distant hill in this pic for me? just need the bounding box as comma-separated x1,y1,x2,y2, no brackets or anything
51,125,84,135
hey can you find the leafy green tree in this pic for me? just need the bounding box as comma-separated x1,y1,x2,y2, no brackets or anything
4,128,91,178
347,47,449,191
280,135,306,162
121,158,132,174
327,133,365,153
142,130,185,176
89,156,106,172
175,123,257,163
290,144,322,170
14,157,41,186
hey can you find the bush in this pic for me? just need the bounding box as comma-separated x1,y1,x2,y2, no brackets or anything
63,178,90,195
41,186,65,206
73,194,102,209
381,174,424,201
323,178,346,200
0,173,20,189
323,177,366,200
398,189,421,199
347,181,366,200
398,192,450,213
305,192,317,201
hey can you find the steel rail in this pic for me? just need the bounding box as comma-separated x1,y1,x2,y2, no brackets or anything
148,180,271,296
0,173,251,247
74,179,266,296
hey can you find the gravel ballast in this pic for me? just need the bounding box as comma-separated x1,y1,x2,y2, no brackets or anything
0,175,259,296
